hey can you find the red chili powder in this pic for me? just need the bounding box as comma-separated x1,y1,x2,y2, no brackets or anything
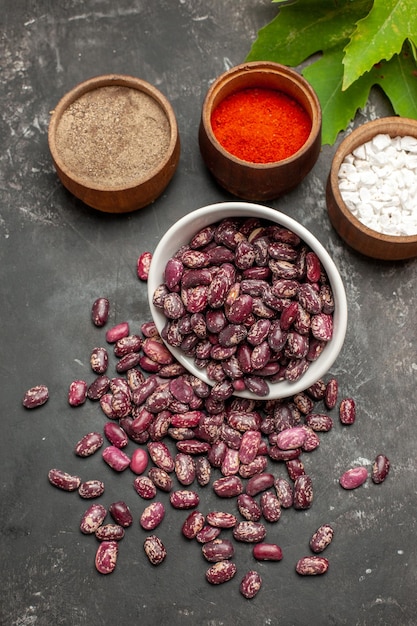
211,87,312,163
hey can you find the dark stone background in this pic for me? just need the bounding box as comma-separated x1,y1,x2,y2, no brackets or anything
1,2,416,624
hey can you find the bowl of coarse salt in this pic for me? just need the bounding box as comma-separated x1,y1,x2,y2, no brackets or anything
326,117,417,260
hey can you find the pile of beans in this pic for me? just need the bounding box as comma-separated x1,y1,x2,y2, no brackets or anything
23,256,389,598
152,217,336,398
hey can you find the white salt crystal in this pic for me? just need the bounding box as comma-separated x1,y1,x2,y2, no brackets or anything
400,135,417,152
371,133,392,151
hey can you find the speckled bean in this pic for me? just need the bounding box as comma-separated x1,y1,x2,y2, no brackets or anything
95,524,125,542
237,493,262,522
182,510,205,539
140,501,165,530
74,431,104,457
206,560,237,585
133,475,157,499
102,446,131,472
296,555,329,575
169,489,199,509
80,503,107,534
78,479,105,499
95,540,118,574
91,297,109,327
22,384,49,409
371,454,390,484
48,468,81,491
293,474,313,509
205,511,237,529
202,538,235,562
68,380,88,407
232,521,266,543
143,535,167,565
240,570,262,599
212,475,243,498
309,524,334,553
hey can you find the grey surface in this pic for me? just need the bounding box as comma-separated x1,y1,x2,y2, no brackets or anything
1,2,416,625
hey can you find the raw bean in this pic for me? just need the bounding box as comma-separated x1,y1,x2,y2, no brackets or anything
142,337,174,365
339,466,368,490
91,297,109,327
195,456,211,487
190,225,215,248
237,493,262,522
174,452,196,485
296,556,329,576
306,379,327,400
95,540,118,574
80,503,107,534
104,422,128,449
116,352,142,373
141,321,159,338
371,454,390,484
140,501,165,530
131,407,154,435
221,447,240,476
175,440,211,455
68,380,87,407
114,334,142,357
132,375,159,406
239,455,268,478
110,389,131,419
148,467,173,492
182,510,205,539
48,468,81,491
305,413,333,432
233,521,266,543
240,570,262,599
275,426,307,450
339,397,356,425
137,251,152,281
130,448,149,475
169,489,199,509
206,511,237,529
78,480,105,499
105,322,129,343
260,491,281,523
196,525,221,543
302,426,321,452
95,524,125,541
171,410,203,428
143,535,167,565
74,432,104,457
87,375,111,400
293,474,313,509
252,542,283,561
212,475,243,498
147,441,175,473
90,347,109,374
109,501,133,528
246,472,275,497
206,560,237,585
102,446,131,472
286,458,305,481
22,384,49,409
202,538,234,562
133,475,157,499
324,377,338,409
239,430,261,465
309,524,334,553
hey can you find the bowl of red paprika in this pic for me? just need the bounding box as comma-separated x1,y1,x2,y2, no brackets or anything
199,61,322,201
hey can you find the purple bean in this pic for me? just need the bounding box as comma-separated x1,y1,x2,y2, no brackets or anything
22,384,49,409
91,297,109,327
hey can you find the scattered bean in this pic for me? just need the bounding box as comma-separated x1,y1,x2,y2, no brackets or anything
339,466,368,490
80,503,107,534
371,454,390,484
22,384,49,409
206,560,237,585
252,542,283,561
240,570,262,599
95,540,118,574
74,432,104,457
309,524,334,553
95,524,125,542
140,501,165,530
143,535,167,565
296,555,329,575
109,501,133,527
91,297,109,327
68,380,87,407
78,479,105,499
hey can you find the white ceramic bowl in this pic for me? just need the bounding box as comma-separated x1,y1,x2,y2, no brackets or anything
148,202,348,400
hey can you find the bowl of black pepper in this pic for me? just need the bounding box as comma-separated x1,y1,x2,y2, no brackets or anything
48,74,180,213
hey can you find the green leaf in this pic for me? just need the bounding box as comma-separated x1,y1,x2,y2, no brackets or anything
246,0,372,67
371,40,417,118
302,48,372,145
343,0,417,89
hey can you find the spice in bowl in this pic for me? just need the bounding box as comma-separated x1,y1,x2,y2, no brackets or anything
211,87,312,163
55,86,171,189
337,133,417,236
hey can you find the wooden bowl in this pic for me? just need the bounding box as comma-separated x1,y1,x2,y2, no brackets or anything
198,61,322,201
48,74,180,213
148,201,348,401
326,117,417,260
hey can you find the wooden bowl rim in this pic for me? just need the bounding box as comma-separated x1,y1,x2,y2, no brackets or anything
328,116,417,245
200,61,322,169
48,73,179,192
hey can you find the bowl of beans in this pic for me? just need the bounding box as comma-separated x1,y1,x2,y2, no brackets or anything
148,202,348,400
326,116,417,260
198,61,322,201
48,74,180,213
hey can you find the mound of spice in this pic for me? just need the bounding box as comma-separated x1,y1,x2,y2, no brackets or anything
211,87,312,163
55,86,171,188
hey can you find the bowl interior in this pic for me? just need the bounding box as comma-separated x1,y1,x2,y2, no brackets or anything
148,202,347,400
